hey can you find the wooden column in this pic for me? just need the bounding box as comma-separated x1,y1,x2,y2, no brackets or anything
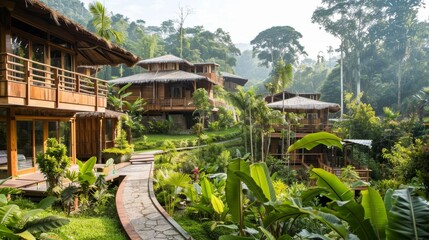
97,116,103,163
54,69,59,108
7,109,17,177
70,118,76,164
94,80,99,111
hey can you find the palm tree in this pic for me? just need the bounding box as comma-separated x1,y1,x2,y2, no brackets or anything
271,60,293,158
228,87,256,160
89,1,124,44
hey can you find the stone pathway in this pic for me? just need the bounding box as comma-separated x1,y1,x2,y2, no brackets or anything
116,155,188,240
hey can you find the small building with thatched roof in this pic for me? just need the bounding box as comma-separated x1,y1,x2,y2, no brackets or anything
110,54,246,129
265,94,371,181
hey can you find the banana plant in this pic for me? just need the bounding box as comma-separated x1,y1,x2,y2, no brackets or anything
0,196,69,239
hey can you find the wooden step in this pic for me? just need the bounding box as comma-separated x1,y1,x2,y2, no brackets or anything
131,155,154,160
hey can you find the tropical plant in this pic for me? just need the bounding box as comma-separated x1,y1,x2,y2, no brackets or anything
153,169,192,215
193,88,213,129
36,138,71,195
0,196,69,239
88,1,124,43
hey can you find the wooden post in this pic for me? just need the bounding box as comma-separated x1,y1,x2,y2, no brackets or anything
54,69,59,108
95,80,98,111
24,61,30,105
75,75,80,93
70,118,76,164
7,109,17,177
98,117,103,163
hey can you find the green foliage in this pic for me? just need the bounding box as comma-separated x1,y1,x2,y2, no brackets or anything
386,188,429,239
102,147,132,155
251,26,306,66
0,197,69,239
36,138,71,195
287,132,343,153
361,187,387,240
193,88,212,127
148,119,173,134
89,1,124,43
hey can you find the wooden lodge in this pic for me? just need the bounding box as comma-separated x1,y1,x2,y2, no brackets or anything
266,92,372,181
0,0,139,177
110,55,248,129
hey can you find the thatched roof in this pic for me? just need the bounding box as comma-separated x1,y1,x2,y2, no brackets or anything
137,55,193,68
12,0,139,66
221,72,248,86
265,91,321,103
109,70,213,84
267,96,340,112
76,109,124,119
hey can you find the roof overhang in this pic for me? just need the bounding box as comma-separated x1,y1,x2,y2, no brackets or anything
11,0,139,67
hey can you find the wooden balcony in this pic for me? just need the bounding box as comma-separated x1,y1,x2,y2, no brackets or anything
0,53,107,112
142,98,196,111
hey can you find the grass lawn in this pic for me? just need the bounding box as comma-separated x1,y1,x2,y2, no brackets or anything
60,215,127,240
11,197,127,240
133,126,241,151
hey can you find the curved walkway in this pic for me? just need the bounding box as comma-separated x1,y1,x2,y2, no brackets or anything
115,152,190,240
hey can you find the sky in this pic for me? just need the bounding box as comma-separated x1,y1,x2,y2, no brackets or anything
81,0,429,60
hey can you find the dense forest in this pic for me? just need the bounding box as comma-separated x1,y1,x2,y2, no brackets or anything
42,0,429,115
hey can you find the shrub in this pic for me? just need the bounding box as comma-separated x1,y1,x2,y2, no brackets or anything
37,138,71,195
208,121,221,131
148,119,172,133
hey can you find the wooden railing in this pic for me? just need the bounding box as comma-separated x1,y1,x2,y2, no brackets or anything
272,123,333,135
143,98,195,111
0,53,107,111
317,158,371,182
136,97,225,111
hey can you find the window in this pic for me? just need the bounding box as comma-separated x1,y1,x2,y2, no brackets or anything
170,86,182,98
105,119,113,142
16,121,35,170
11,35,29,58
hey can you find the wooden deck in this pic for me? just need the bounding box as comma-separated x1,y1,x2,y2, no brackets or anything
0,162,131,196
0,52,107,112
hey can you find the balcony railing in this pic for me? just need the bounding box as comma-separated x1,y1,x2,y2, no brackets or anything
0,52,107,112
141,98,195,111
131,97,225,111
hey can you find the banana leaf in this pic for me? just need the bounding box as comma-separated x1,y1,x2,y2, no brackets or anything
361,187,387,240
288,132,343,152
310,168,354,201
250,163,276,202
386,188,429,239
226,158,249,225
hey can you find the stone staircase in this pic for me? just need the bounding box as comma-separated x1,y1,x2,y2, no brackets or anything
129,151,161,164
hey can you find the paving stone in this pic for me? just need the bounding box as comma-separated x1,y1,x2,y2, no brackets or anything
118,157,186,240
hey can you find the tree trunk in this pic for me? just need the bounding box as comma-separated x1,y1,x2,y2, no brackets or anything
249,107,254,162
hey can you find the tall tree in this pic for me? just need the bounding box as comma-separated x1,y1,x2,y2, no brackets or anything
312,0,374,99
369,0,423,109
250,26,306,67
176,6,192,58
